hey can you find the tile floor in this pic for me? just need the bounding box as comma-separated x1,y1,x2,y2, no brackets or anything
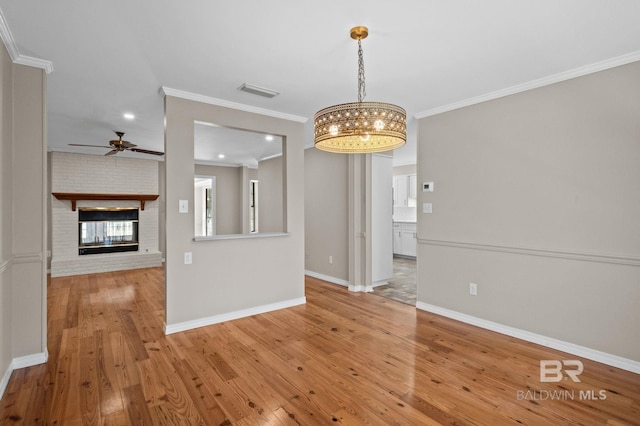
373,256,416,305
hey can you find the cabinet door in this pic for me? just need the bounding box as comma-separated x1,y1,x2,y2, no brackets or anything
393,226,402,254
408,174,417,200
400,230,417,257
393,175,408,207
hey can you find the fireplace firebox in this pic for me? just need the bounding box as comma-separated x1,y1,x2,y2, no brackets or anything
78,208,139,255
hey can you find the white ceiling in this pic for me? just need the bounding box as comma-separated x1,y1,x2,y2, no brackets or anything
1,1,640,166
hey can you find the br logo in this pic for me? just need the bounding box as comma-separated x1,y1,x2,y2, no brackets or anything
540,360,584,382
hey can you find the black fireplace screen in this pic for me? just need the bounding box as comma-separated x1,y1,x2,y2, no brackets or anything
78,208,139,255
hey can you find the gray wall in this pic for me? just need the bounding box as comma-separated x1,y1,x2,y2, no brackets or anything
10,64,47,358
0,42,47,396
417,61,640,361
195,164,242,235
257,155,283,233
0,38,13,393
304,148,349,281
164,96,305,328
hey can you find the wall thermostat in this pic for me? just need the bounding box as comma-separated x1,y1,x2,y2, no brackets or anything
423,182,434,192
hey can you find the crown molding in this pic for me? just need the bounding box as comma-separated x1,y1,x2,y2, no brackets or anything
0,8,54,74
0,9,19,60
160,86,308,123
14,55,54,74
415,50,640,119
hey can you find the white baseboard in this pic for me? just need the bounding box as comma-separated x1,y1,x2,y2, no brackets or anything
348,284,373,293
372,280,389,288
12,350,48,369
164,297,306,335
0,350,48,400
304,271,377,293
304,270,350,287
417,302,640,375
0,362,11,400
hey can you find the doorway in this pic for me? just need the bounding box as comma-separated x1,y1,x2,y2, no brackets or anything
194,176,216,237
374,171,418,305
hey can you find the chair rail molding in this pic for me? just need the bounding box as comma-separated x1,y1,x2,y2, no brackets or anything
418,238,640,267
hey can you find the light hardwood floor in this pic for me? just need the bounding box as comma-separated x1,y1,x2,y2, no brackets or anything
1,267,639,424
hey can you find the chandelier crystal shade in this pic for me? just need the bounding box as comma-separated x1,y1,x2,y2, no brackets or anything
314,26,406,154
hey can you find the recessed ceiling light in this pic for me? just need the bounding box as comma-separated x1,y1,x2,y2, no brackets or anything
123,113,135,120
218,154,225,159
265,135,274,141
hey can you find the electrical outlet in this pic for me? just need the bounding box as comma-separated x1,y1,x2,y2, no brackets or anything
469,283,477,296
329,255,333,264
184,252,192,264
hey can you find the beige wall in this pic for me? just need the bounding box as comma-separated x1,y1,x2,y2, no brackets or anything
164,96,305,328
257,155,283,233
10,64,47,359
0,39,13,393
195,164,242,235
1,44,48,397
304,148,349,282
417,61,640,362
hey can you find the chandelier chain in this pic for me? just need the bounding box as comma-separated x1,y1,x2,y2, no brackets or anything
357,39,366,103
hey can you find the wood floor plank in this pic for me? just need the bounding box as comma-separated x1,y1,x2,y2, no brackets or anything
123,384,154,425
95,329,124,416
171,357,229,424
78,335,100,424
1,267,639,425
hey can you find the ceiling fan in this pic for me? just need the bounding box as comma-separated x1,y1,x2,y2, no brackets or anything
69,131,164,156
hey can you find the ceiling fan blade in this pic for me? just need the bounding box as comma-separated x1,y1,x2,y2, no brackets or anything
129,147,164,156
68,144,112,148
105,149,118,156
120,141,136,148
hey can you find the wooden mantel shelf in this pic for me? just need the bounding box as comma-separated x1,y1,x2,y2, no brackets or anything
52,193,159,211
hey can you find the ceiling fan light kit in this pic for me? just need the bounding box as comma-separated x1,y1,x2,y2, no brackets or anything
314,26,407,154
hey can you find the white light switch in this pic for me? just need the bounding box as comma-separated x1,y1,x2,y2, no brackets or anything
184,252,192,264
179,200,188,213
423,203,433,214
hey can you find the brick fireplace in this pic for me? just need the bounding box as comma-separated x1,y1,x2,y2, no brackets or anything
50,152,162,277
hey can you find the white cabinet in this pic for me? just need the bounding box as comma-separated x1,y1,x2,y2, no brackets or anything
408,175,417,200
393,174,417,207
393,222,416,257
393,175,408,207
393,223,402,254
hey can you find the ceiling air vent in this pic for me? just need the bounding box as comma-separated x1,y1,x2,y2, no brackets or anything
238,83,279,98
